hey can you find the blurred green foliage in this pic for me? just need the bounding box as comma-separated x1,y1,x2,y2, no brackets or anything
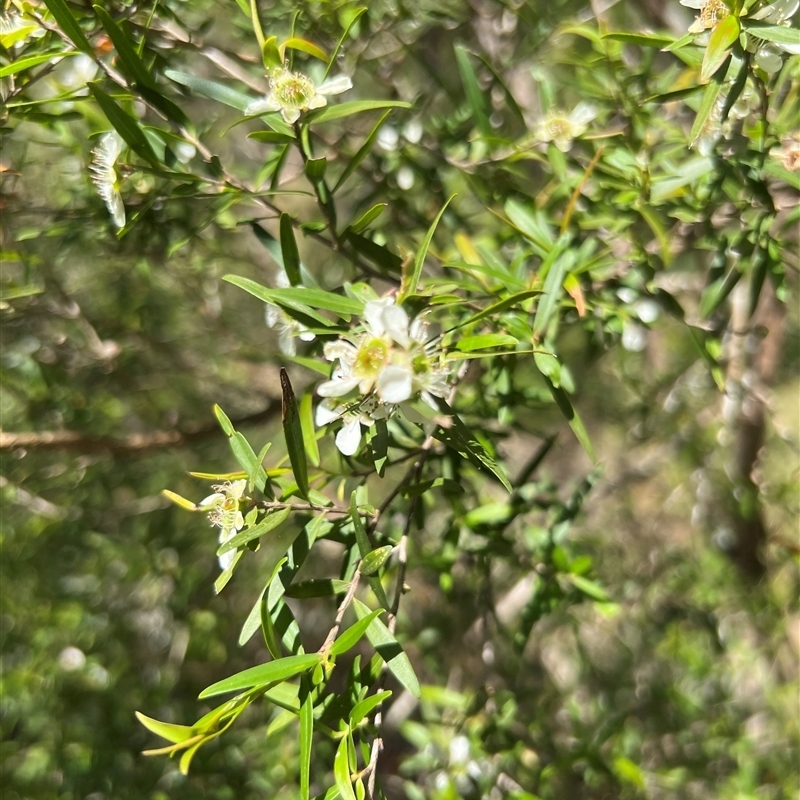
1,0,798,799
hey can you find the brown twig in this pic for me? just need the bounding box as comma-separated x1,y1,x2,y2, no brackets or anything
0,403,279,455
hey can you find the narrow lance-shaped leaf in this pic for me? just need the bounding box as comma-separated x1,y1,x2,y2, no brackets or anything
280,369,309,498
334,734,358,800
701,15,739,83
299,394,320,468
283,37,328,62
199,653,321,698
455,45,491,137
350,492,390,609
305,100,412,125
279,213,301,286
325,7,367,79
41,0,93,55
401,195,455,300
330,609,384,656
299,678,313,800
135,712,195,744
353,599,421,697
87,83,159,167
333,109,392,193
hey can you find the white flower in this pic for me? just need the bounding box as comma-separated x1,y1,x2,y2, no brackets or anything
315,296,452,454
265,269,316,356
534,103,597,152
681,0,730,33
199,479,247,570
245,67,352,124
771,131,800,171
89,133,125,228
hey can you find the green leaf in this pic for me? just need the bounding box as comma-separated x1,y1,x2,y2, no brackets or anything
283,37,329,62
217,507,292,555
330,609,384,656
239,586,268,647
227,432,267,491
454,45,490,137
689,77,725,147
701,15,739,83
249,0,265,48
545,378,596,462
262,36,282,71
742,20,800,50
284,578,350,598
87,83,159,167
401,195,455,300
248,130,296,144
456,334,518,352
334,735,357,800
504,199,555,257
353,599,420,697
432,399,512,492
93,5,156,90
199,653,321,698
41,0,93,55
359,546,393,576
454,290,541,331
602,32,675,47
349,493,391,609
533,235,572,337
333,109,392,193
161,489,198,511
280,369,309,499
0,51,80,78
299,393,321,468
213,403,235,435
369,419,389,477
568,574,609,601
350,690,392,726
345,232,403,274
325,7,367,79
279,213,301,286
299,681,313,800
135,712,195,744
306,100,412,125
348,203,387,233
164,70,253,112
226,277,363,317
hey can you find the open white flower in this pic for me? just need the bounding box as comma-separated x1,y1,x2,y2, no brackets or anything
534,103,597,152
681,0,730,33
89,132,125,228
245,67,352,124
315,296,452,454
265,269,316,356
199,479,247,570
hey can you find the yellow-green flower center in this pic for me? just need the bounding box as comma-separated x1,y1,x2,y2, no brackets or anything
546,116,571,140
271,71,315,110
354,337,390,378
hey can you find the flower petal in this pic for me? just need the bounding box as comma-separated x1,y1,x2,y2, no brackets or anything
316,399,342,426
335,416,362,456
377,365,413,404
307,95,327,110
364,297,395,335
569,102,597,127
278,325,297,356
318,375,361,397
382,304,410,346
245,95,281,115
282,107,302,124
317,75,353,96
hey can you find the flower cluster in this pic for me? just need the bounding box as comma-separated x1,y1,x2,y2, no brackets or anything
199,480,247,570
316,296,452,455
245,67,352,124
89,132,125,229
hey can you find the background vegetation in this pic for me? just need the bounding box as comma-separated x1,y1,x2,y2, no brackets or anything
1,1,798,799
